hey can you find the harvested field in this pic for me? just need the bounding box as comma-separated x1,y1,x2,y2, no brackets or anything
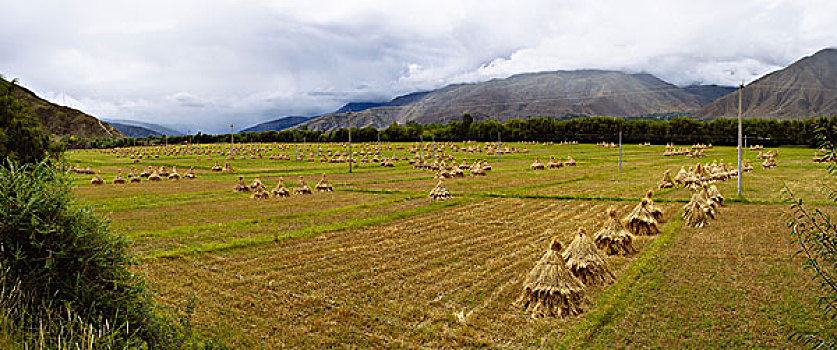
140,199,669,348
66,142,835,347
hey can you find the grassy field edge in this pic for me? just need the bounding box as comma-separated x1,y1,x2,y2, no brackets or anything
143,197,470,260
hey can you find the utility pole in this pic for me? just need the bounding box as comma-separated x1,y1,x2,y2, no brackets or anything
497,131,501,162
230,123,234,156
618,130,622,172
420,135,425,164
737,84,743,196
432,136,436,160
347,112,352,173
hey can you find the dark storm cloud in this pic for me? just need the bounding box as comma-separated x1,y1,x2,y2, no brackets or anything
1,0,834,133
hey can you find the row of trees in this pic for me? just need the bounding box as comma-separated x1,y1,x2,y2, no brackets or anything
86,113,833,148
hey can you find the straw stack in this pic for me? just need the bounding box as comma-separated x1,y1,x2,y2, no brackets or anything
623,198,660,235
271,177,290,197
315,174,334,192
593,207,636,256
562,228,616,286
658,169,674,189
294,176,312,195
429,180,452,200
516,237,586,318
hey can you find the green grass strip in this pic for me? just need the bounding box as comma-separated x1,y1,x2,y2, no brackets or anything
500,174,592,193
336,175,433,186
472,192,691,203
142,197,468,260
338,187,419,195
130,194,416,240
725,195,837,205
471,191,837,206
81,189,238,212
558,213,682,348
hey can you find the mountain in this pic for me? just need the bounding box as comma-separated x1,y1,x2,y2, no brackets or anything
241,116,312,133
384,91,432,106
107,122,165,138
298,70,702,131
103,119,185,136
335,102,388,113
683,85,737,105
332,91,433,115
1,77,122,138
699,48,837,119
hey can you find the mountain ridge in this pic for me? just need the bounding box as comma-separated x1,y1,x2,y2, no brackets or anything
298,70,703,131
104,119,186,136
240,116,313,133
107,122,165,138
699,48,837,119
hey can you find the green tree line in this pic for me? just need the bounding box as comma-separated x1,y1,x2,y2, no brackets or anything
79,114,834,148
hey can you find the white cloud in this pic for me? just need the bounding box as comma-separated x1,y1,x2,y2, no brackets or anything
1,0,835,133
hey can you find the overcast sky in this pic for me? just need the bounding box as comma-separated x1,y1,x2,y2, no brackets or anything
2,0,835,133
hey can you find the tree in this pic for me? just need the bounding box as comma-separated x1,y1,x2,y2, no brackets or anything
450,113,474,140
469,119,503,141
383,121,407,141
405,121,424,139
0,78,50,165
462,113,473,128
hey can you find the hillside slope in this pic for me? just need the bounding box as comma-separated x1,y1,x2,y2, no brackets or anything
683,85,737,105
699,48,837,119
1,78,122,138
104,119,184,136
241,116,312,133
108,122,165,138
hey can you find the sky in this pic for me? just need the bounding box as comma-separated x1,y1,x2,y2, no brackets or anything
1,0,835,134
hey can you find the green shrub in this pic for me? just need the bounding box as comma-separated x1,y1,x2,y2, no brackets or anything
0,160,156,347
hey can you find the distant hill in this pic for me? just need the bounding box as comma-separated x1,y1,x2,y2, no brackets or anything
104,119,185,136
384,91,432,106
332,91,433,115
699,48,837,119
1,77,122,138
241,116,312,133
298,70,701,131
683,85,737,105
107,122,164,138
335,102,388,113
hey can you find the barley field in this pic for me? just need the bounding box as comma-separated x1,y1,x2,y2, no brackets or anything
66,141,834,348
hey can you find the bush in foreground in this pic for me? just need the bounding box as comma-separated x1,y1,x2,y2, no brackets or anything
0,160,158,347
